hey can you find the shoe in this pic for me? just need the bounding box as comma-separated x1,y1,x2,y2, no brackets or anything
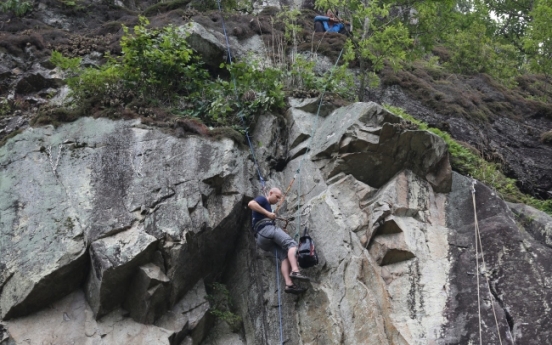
285,284,307,294
290,271,310,282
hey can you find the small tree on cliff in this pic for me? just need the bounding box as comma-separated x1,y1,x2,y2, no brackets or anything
314,0,459,100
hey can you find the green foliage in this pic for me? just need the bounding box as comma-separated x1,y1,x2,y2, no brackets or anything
445,22,491,75
69,64,123,102
50,17,289,128
523,0,552,96
205,283,242,332
443,21,520,85
384,104,552,216
226,0,253,13
0,98,11,117
120,18,209,101
482,0,534,50
50,51,81,72
0,0,32,16
59,0,78,7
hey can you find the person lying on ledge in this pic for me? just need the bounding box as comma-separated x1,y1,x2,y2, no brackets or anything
314,9,348,34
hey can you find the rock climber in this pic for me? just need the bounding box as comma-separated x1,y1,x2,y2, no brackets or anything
314,9,348,34
248,187,310,294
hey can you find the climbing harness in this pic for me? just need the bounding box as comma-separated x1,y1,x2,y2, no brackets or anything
471,180,504,345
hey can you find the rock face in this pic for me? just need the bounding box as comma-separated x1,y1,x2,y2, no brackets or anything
1,1,551,342
1,102,551,344
220,100,552,345
1,117,252,343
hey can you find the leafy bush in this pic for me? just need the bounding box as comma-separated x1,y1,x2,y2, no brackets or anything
205,282,242,332
50,17,288,128
0,98,11,117
0,0,32,16
444,22,520,87
384,104,552,215
119,18,209,101
50,51,81,72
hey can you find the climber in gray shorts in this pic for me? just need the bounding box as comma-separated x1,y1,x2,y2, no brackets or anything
248,187,310,294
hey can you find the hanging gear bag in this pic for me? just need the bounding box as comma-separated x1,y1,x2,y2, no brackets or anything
297,227,319,268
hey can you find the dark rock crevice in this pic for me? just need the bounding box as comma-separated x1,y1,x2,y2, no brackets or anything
487,280,514,334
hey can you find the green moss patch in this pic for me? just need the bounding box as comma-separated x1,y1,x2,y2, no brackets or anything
385,104,552,215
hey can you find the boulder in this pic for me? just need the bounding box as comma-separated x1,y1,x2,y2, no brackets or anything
286,107,315,152
124,263,170,324
14,63,64,95
250,112,288,178
85,225,158,318
0,117,252,323
180,22,227,69
0,124,87,320
0,65,11,81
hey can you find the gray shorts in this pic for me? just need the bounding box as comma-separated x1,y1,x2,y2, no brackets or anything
255,225,297,261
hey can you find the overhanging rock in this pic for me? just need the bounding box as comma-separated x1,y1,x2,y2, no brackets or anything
309,102,452,192
3,290,173,345
507,202,552,248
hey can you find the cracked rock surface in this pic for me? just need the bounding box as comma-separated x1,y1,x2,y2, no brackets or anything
1,117,252,344
2,103,552,345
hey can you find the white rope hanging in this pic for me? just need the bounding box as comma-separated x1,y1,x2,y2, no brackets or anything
471,180,504,345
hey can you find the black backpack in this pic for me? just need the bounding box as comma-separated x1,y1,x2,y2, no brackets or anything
297,227,319,268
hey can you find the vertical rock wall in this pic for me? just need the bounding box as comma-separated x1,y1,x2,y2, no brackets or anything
1,117,254,344
218,100,552,345
1,102,551,345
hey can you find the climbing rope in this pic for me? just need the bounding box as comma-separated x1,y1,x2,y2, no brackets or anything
215,0,266,192
471,180,504,345
275,250,284,345
472,181,483,345
215,3,286,342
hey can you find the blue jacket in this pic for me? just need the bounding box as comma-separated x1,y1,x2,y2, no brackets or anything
314,16,344,33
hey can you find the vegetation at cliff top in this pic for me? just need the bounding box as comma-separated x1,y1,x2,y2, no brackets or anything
0,0,32,17
385,104,552,215
314,0,552,100
43,3,552,210
49,15,353,129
